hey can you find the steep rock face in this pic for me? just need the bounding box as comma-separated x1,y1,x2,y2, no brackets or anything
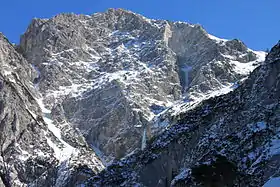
169,24,260,99
0,33,54,186
87,42,280,186
19,8,265,161
0,33,104,187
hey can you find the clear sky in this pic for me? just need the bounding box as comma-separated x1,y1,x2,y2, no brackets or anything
0,0,278,50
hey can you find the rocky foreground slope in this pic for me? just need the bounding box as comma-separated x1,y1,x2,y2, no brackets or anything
18,8,264,162
86,42,280,186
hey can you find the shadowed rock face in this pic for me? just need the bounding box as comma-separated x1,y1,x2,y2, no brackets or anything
85,42,280,186
19,8,265,162
0,33,55,186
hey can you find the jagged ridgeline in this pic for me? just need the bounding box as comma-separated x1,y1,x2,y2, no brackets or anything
1,8,278,187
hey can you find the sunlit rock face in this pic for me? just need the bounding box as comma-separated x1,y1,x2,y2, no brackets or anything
18,8,265,162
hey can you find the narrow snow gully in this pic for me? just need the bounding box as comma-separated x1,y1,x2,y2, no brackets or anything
32,64,78,161
31,64,79,185
36,98,78,162
36,97,80,186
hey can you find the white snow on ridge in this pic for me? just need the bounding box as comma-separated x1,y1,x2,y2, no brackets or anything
253,50,267,62
230,50,266,76
164,81,238,119
208,34,267,65
152,79,244,131
229,60,257,75
208,34,228,43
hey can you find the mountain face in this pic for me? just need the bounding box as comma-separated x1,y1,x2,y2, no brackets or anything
0,8,274,187
0,33,104,187
87,42,280,187
0,33,44,186
18,8,264,163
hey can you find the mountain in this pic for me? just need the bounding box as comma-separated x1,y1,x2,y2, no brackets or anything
87,41,280,186
0,8,273,186
0,33,104,186
18,8,264,163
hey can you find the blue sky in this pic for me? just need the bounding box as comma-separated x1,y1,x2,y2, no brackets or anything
0,0,278,50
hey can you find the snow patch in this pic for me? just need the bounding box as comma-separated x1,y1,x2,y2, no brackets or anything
15,143,30,161
37,97,78,162
262,131,280,158
248,121,267,132
36,98,51,113
268,138,280,156
208,34,228,43
229,60,257,75
169,82,237,117
171,168,191,186
45,119,78,162
250,50,267,62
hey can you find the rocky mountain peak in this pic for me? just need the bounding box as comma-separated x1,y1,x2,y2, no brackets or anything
0,8,274,186
17,9,266,162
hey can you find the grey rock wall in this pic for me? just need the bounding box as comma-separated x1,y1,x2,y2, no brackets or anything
19,8,265,161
